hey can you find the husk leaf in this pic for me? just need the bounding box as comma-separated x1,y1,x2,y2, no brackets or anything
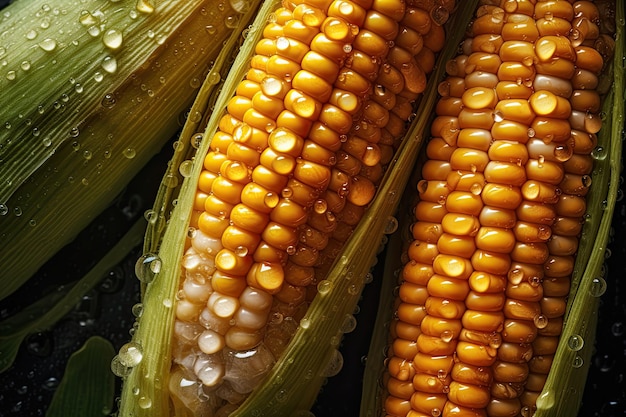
0,0,253,300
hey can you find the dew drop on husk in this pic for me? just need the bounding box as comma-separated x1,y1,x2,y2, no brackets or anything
103,29,123,49
321,349,343,377
117,341,143,367
567,334,584,351
589,277,607,297
38,38,56,51
135,253,162,283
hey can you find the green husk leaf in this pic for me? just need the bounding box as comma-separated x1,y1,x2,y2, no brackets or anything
535,2,624,415
0,0,249,300
116,1,267,415
0,218,144,372
45,336,116,417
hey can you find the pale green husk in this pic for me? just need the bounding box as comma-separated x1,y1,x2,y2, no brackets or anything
0,0,250,300
535,2,624,414
117,0,268,415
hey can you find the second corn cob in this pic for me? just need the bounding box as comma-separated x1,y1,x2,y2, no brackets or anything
380,1,614,416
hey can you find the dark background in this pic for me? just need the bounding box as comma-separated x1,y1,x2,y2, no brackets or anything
0,0,624,415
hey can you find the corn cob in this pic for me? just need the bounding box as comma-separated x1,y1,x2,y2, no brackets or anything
380,1,614,416
166,0,459,414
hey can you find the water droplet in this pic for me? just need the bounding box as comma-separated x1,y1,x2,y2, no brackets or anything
347,284,359,295
299,317,311,329
384,217,398,234
440,330,454,343
38,38,56,51
234,245,248,257
103,29,123,49
567,334,584,351
207,71,220,85
591,146,607,160
135,0,155,13
101,56,118,74
74,83,83,93
123,147,136,159
118,341,143,367
573,355,584,368
179,160,193,177
42,377,60,390
26,29,38,40
101,93,116,108
261,76,283,96
341,314,357,333
589,277,607,297
225,15,240,29
534,315,548,329
135,253,162,283
313,199,327,214
131,303,143,318
191,133,203,149
189,77,201,88
6,70,16,80
322,349,343,377
110,355,132,377
0,204,8,215
138,396,152,409
163,173,179,188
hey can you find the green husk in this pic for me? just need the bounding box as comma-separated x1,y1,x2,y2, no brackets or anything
0,217,145,373
0,0,253,300
45,336,116,417
116,1,268,415
535,2,624,415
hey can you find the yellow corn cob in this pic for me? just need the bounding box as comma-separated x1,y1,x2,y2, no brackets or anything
167,0,458,414
381,1,613,416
